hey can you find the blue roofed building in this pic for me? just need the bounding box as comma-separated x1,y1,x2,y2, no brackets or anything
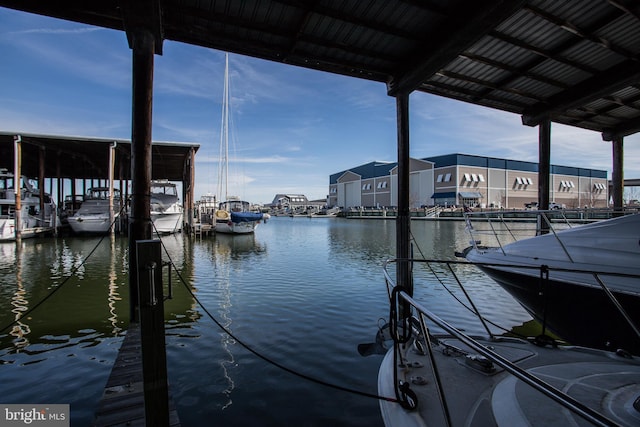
329,154,608,210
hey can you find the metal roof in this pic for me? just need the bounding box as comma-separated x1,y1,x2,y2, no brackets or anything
1,0,640,140
0,132,199,181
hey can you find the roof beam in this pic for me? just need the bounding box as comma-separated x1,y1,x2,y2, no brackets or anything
603,116,640,140
522,59,640,127
120,0,164,54
386,0,527,96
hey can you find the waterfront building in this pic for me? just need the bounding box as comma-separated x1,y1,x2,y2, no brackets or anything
329,153,608,210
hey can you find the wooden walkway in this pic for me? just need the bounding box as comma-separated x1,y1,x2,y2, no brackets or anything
93,323,181,426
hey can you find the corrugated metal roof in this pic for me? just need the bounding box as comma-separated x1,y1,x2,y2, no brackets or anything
1,0,639,140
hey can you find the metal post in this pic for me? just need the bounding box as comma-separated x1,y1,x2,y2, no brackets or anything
538,120,551,234
109,142,116,234
612,138,624,215
395,93,412,299
136,240,170,427
13,135,22,243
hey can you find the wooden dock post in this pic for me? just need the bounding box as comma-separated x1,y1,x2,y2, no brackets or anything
136,239,170,427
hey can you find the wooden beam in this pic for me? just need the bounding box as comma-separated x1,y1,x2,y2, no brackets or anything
121,0,164,55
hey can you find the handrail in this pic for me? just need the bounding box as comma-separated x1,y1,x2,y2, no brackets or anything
383,258,636,427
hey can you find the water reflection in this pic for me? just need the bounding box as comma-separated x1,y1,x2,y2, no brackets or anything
9,244,30,349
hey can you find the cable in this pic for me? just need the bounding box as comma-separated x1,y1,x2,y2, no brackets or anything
157,237,399,404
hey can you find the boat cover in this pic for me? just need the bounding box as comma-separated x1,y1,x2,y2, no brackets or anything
231,211,263,223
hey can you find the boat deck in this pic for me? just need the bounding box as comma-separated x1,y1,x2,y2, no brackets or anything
93,323,181,427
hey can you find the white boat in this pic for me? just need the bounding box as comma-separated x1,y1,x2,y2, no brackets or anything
372,258,640,427
150,180,183,234
213,53,264,235
214,197,264,234
67,187,121,235
0,169,58,241
462,211,640,355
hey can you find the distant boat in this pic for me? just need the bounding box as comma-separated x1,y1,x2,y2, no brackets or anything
0,169,58,241
67,187,121,235
214,53,264,235
150,180,183,234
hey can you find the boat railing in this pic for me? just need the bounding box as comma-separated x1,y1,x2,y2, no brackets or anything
463,208,635,258
382,257,637,427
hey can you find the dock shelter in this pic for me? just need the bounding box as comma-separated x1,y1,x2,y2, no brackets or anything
0,131,200,230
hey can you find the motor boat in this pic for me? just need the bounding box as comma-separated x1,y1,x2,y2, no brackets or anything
462,211,640,355
0,169,58,240
67,187,121,235
150,180,183,234
371,258,640,427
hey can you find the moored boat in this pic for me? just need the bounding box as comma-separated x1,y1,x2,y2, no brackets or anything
373,258,640,427
0,169,58,240
214,197,264,234
67,187,122,235
461,211,640,354
150,180,183,234
213,53,265,235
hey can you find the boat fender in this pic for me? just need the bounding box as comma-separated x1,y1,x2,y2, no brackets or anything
215,210,229,220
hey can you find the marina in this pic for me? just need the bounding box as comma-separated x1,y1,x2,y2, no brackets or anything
1,2,640,427
0,218,532,426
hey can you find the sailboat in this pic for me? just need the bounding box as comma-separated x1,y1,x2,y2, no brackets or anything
214,53,265,234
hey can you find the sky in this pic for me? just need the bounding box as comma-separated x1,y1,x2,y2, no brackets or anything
1,8,639,205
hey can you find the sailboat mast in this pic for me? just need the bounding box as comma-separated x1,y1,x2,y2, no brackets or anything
218,53,230,201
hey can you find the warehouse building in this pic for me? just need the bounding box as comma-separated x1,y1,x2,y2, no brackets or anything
329,153,608,210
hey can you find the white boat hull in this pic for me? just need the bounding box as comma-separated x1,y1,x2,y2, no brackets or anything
0,217,56,241
151,212,183,234
215,219,259,234
67,214,115,234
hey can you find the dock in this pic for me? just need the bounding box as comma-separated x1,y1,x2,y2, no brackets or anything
93,323,181,427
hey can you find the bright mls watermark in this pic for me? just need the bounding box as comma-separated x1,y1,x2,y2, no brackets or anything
0,405,69,426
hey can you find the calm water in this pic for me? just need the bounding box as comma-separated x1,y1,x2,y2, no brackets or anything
0,217,531,426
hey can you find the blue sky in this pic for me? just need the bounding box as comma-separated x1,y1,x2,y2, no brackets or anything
2,8,639,205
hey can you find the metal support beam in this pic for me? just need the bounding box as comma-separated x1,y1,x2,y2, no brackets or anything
538,120,551,234
395,93,412,301
13,135,22,242
612,137,624,215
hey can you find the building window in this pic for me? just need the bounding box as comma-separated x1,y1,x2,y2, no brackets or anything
478,174,485,182
464,173,471,182
444,173,451,182
516,177,523,185
437,174,443,182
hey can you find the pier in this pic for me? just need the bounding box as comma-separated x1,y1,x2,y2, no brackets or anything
93,323,181,427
